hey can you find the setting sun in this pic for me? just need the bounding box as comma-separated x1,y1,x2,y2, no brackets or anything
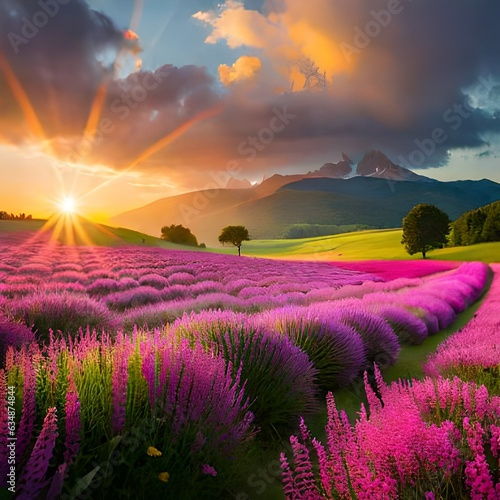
59,197,77,214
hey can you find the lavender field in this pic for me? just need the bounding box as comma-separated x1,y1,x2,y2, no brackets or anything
0,233,497,499
3,0,500,497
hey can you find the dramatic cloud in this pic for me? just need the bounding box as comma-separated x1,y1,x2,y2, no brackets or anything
193,0,500,169
0,0,126,140
0,0,499,195
0,0,221,187
193,1,288,50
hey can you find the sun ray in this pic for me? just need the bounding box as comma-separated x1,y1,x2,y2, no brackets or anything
82,82,109,141
77,0,145,166
76,103,223,202
128,104,224,170
129,0,145,32
0,49,67,193
0,50,46,141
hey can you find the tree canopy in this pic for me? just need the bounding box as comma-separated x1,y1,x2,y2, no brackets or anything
218,226,250,256
0,211,32,220
450,201,500,247
160,224,199,247
401,204,450,258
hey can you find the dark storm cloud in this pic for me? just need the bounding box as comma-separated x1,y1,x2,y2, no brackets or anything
0,0,126,138
0,0,219,170
197,0,500,170
0,0,499,188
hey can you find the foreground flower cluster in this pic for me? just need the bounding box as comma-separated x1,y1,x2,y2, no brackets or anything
281,266,499,499
1,329,254,498
281,370,500,499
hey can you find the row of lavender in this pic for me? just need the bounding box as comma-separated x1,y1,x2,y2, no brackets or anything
424,264,500,383
281,265,499,499
0,260,489,498
0,240,384,340
0,240,460,344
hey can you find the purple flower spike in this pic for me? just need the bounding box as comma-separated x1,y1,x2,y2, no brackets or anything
17,408,59,499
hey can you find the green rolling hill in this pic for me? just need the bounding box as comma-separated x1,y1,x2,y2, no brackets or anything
111,176,500,245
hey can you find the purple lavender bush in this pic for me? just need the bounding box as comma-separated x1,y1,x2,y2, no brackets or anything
337,309,400,366
9,291,120,340
256,307,366,390
0,314,36,360
365,304,429,345
172,310,319,437
105,286,163,311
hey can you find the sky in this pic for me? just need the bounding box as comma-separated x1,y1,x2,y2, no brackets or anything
0,0,499,220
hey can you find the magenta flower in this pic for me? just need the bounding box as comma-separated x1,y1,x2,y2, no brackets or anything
463,418,497,499
201,463,217,477
17,407,59,499
16,357,36,460
111,340,130,434
64,389,81,464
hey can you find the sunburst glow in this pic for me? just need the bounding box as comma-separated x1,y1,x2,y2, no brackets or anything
59,197,77,214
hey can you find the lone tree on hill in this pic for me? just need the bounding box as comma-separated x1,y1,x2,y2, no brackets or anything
401,204,450,259
161,224,199,247
219,225,250,256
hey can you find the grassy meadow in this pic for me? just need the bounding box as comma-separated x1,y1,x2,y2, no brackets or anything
243,229,500,262
2,220,498,263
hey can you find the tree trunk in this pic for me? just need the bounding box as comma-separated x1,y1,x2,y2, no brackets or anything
237,245,241,256
422,249,426,259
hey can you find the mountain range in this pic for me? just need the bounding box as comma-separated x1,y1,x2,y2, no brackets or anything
111,151,500,245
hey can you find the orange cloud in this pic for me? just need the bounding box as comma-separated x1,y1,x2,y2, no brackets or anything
193,0,354,91
285,20,353,76
219,56,262,86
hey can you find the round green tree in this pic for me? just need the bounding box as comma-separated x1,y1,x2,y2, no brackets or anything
401,204,450,258
218,225,250,256
160,224,199,246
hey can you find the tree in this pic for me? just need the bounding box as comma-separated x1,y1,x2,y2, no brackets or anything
160,224,199,247
450,201,500,247
219,225,250,256
0,211,33,220
401,204,450,258
481,202,500,242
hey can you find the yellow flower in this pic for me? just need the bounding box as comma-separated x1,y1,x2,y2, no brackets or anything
147,446,162,457
158,472,170,483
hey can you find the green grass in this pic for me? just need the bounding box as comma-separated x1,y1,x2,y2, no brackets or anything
242,229,500,263
244,229,406,259
0,219,47,232
0,219,234,253
2,220,497,262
